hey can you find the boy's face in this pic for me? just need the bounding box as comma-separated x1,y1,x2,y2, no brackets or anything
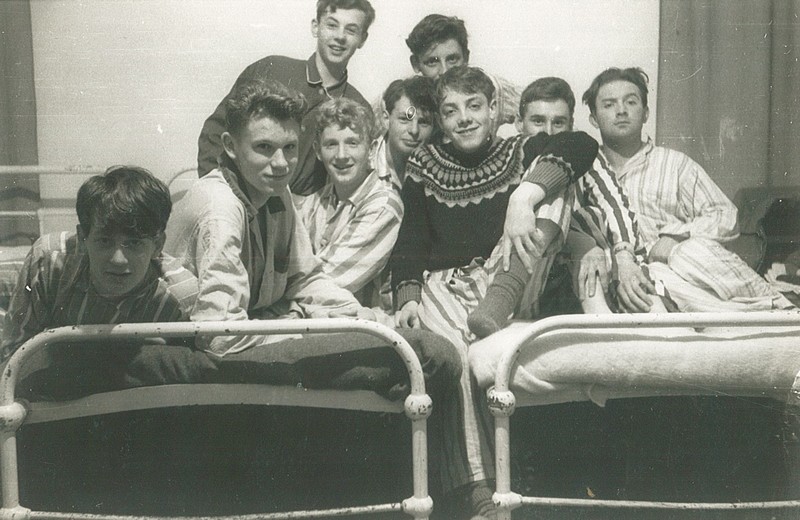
438,87,496,154
411,38,467,79
518,99,572,136
385,95,434,158
312,8,368,69
590,80,648,142
222,114,300,199
81,223,164,300
316,124,371,199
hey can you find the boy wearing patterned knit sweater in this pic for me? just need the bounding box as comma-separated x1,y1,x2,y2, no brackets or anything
467,76,653,334
390,66,597,519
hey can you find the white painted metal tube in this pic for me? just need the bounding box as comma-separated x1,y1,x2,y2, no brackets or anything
0,319,429,520
490,311,800,519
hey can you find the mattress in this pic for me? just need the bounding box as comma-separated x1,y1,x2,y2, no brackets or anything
469,314,800,406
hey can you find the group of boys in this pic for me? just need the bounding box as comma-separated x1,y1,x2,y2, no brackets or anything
2,1,794,519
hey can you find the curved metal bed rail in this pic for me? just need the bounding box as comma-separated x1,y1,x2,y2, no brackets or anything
0,319,433,520
486,311,800,520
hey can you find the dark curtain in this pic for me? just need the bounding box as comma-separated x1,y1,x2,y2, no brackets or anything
1,0,39,244
657,0,800,231
0,0,38,165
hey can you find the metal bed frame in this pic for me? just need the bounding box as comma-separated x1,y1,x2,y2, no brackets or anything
0,319,434,520
487,311,800,519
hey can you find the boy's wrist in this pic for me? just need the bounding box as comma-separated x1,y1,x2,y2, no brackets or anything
512,182,546,208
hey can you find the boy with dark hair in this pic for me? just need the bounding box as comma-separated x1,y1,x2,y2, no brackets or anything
391,66,597,519
1,166,198,396
404,14,520,136
579,66,791,313
294,97,403,307
172,79,373,354
473,75,647,322
517,77,575,136
581,66,794,503
175,78,469,513
372,75,437,192
197,0,375,196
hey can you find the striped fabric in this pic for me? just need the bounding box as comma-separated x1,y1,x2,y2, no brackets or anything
294,170,403,306
604,140,739,251
575,152,642,255
369,134,404,195
418,262,497,492
413,187,574,492
1,232,198,362
597,140,790,310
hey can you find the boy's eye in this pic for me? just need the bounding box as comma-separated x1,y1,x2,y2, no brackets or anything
124,239,146,251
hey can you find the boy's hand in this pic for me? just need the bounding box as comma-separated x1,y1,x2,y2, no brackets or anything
502,183,548,272
395,301,420,329
577,246,610,300
616,253,655,312
329,306,377,322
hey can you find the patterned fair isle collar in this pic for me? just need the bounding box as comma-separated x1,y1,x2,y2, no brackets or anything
405,135,525,207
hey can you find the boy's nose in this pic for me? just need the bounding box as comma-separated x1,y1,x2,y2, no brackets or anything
109,247,129,265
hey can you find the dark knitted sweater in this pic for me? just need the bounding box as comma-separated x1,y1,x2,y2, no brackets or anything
390,131,598,308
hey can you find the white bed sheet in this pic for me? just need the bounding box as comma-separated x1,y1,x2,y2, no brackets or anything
470,320,800,406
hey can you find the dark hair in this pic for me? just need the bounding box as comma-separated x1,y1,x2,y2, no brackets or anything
316,0,375,34
435,66,494,107
582,67,649,114
519,77,575,118
315,97,374,142
383,76,437,117
77,165,171,238
405,14,469,59
225,79,306,136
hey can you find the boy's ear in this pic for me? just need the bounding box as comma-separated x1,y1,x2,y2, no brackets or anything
410,55,420,74
488,96,498,120
643,106,650,125
515,115,523,134
221,131,237,161
313,139,322,161
311,18,319,39
589,112,599,130
152,232,166,259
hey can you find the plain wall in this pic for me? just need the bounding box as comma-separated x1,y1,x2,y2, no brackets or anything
29,0,660,183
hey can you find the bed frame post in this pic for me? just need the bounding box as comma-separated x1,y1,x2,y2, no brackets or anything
488,388,522,520
0,400,30,520
402,393,434,520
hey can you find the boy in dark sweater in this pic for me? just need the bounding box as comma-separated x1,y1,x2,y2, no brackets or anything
390,66,597,519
